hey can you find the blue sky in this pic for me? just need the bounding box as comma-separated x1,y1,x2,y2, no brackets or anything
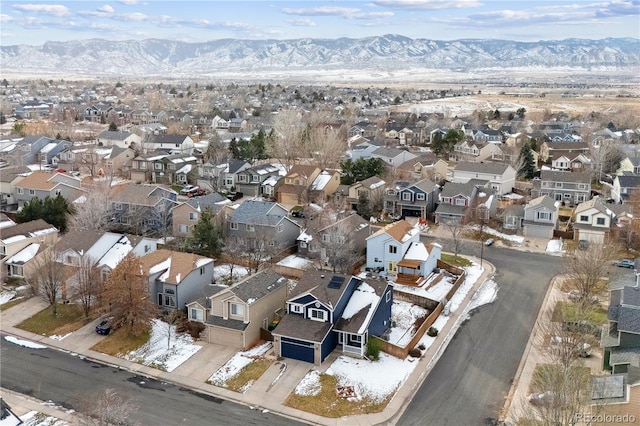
1,0,639,46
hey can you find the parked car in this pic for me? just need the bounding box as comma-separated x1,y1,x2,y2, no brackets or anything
180,185,200,196
613,259,635,268
484,238,495,246
226,191,243,201
95,318,112,335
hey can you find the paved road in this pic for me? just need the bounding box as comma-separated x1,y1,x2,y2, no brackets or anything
0,336,306,426
398,244,563,426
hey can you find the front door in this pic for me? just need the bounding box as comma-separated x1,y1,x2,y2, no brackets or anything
388,261,397,273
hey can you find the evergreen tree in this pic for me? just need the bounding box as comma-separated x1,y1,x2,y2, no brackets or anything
16,195,75,232
108,122,118,131
518,143,536,179
186,208,223,258
356,192,372,220
340,158,385,185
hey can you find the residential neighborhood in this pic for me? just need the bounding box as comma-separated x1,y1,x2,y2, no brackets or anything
1,77,640,426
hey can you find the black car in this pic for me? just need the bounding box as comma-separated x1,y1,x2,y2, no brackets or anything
95,319,112,335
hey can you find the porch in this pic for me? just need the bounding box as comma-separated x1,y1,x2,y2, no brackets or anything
337,331,365,357
395,259,426,287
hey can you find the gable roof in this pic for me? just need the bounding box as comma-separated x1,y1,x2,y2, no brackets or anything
454,161,511,175
526,195,557,211
227,268,287,304
54,229,105,254
138,249,213,285
14,171,76,190
0,165,30,183
144,134,190,145
574,197,610,216
286,164,319,179
409,178,437,193
333,278,388,334
372,146,407,158
439,181,476,198
609,286,640,334
111,183,175,206
98,130,132,140
367,220,417,243
617,175,640,187
290,270,357,309
540,170,591,183
230,199,288,226
1,219,57,243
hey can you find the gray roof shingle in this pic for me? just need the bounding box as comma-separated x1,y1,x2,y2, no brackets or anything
229,269,287,304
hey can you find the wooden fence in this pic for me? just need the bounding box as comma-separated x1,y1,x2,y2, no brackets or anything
376,302,444,359
446,270,467,302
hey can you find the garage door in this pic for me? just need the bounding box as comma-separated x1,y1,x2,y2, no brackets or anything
402,208,422,217
281,338,314,363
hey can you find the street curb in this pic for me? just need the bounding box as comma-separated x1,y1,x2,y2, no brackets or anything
499,273,562,423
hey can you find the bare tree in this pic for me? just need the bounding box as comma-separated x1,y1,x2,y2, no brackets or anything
102,253,158,336
443,219,466,262
307,125,348,171
317,222,360,273
269,109,305,171
75,254,102,318
161,310,184,350
69,180,112,232
77,388,139,426
566,242,617,307
28,247,65,315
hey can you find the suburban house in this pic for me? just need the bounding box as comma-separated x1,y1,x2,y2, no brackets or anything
298,213,371,269
14,171,84,208
186,268,288,349
611,175,640,204
450,140,505,163
573,197,614,244
603,284,640,374
37,139,72,167
370,147,417,168
617,156,640,175
140,134,195,155
450,162,516,195
522,195,559,239
395,154,448,183
272,271,393,364
172,193,229,237
1,219,59,281
531,170,592,206
434,181,479,224
3,135,52,166
4,242,44,280
139,249,214,311
96,131,141,149
383,178,439,220
84,103,114,122
104,146,136,177
148,153,198,185
277,165,322,205
109,183,178,235
0,165,30,209
226,200,301,251
502,204,525,232
234,163,284,197
365,220,420,273
309,170,341,202
539,141,590,165
349,139,384,161
347,176,386,210
473,127,502,143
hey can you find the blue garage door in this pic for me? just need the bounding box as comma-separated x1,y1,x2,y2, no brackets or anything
281,338,314,363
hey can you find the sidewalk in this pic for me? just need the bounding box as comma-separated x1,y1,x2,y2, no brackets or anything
0,257,495,425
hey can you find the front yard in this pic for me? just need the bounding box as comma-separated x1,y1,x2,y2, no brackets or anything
16,304,97,337
208,342,274,392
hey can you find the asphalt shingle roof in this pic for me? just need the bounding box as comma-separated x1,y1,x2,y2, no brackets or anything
230,200,287,226
454,161,511,175
229,269,286,304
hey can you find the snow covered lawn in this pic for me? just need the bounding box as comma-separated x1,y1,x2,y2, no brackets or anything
20,411,67,426
0,290,17,305
208,342,273,392
213,264,250,283
123,319,201,372
471,225,525,244
276,255,314,270
387,301,429,347
546,239,564,253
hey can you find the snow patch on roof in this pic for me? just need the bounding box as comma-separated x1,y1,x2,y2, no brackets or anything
150,256,172,275
401,226,420,243
340,282,380,334
195,257,212,268
403,242,428,261
5,243,40,264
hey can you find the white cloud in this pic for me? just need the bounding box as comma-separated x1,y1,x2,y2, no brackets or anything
98,5,115,14
114,12,148,21
0,14,14,22
281,6,393,20
13,4,70,17
372,0,482,10
287,18,316,27
118,0,139,4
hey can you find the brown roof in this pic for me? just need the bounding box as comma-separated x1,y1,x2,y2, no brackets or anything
1,219,57,241
285,164,319,179
368,220,414,243
0,165,30,183
110,183,166,206
138,249,213,285
54,229,105,254
14,171,58,190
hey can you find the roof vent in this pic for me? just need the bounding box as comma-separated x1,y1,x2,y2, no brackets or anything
320,274,325,279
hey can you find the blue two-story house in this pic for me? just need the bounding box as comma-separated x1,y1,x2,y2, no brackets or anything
272,270,393,365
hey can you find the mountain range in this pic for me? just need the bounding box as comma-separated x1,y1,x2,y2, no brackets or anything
1,35,639,78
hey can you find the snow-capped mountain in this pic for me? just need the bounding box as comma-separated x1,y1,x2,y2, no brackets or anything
1,35,638,77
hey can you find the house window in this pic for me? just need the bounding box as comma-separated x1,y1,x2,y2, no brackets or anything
579,215,588,222
238,175,247,182
246,224,255,232
386,290,391,303
389,245,397,254
337,236,345,244
252,175,259,182
555,182,562,188
309,308,327,322
115,203,123,210
179,224,189,233
164,295,176,307
155,163,162,170
322,234,331,243
402,192,411,201
17,188,23,194
230,303,244,317
29,189,35,196
190,308,204,322
416,193,425,201
455,198,466,206
374,257,380,263
9,265,23,277
291,304,303,314
596,217,605,225
200,266,205,275
101,270,110,282
189,212,197,221
537,211,551,221
230,222,238,230
578,184,586,190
